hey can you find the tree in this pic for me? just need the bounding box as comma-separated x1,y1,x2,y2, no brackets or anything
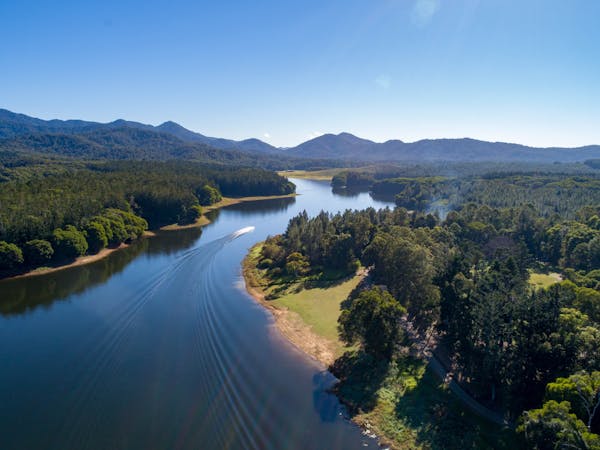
285,252,310,277
85,221,108,253
52,225,88,260
338,288,406,360
518,400,599,450
0,241,24,270
183,204,203,224
546,372,600,433
23,239,54,266
196,184,222,206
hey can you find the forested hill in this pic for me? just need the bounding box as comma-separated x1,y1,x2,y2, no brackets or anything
0,128,349,171
3,108,600,163
0,108,277,154
285,133,600,163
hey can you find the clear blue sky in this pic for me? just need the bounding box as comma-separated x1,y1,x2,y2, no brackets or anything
1,0,599,147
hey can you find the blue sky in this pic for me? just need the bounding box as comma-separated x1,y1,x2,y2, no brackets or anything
1,0,599,147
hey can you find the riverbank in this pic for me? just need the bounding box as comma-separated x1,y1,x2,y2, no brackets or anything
242,242,363,367
242,242,517,450
159,193,297,231
277,169,340,181
1,194,296,282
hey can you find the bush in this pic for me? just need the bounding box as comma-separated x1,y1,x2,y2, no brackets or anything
196,184,222,206
258,258,273,269
182,204,203,224
23,239,54,266
85,222,108,253
52,226,88,260
0,241,24,270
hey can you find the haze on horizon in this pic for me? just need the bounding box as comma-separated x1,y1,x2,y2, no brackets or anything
1,0,599,148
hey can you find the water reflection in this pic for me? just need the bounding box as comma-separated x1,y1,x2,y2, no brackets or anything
220,196,296,215
332,186,395,204
0,179,390,450
0,227,203,316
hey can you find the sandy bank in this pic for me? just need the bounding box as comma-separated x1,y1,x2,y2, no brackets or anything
242,243,360,368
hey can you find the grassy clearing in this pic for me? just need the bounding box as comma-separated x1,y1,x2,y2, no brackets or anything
278,169,342,181
246,243,361,358
528,270,562,289
270,275,362,357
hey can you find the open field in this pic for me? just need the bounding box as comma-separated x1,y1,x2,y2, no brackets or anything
528,270,562,289
278,169,342,181
269,274,362,358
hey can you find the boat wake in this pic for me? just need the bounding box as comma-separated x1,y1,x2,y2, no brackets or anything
229,226,255,240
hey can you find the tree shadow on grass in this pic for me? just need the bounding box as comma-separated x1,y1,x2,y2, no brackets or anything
329,351,390,414
394,364,518,450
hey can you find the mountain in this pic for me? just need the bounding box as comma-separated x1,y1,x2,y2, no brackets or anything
289,132,377,159
2,108,599,163
0,109,276,154
285,133,600,163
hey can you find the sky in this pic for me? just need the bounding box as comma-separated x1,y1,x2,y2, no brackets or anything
1,0,599,148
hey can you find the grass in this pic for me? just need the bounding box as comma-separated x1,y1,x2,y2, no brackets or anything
334,353,518,449
277,169,343,181
528,270,562,289
270,274,362,357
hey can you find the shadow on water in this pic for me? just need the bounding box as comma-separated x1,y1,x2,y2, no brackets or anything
0,227,203,317
332,186,396,205
312,371,344,423
220,196,296,216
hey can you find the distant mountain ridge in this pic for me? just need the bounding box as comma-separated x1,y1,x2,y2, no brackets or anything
1,108,599,163
286,133,600,163
0,109,278,154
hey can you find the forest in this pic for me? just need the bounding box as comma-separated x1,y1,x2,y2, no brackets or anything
333,166,600,219
253,175,600,448
0,160,294,275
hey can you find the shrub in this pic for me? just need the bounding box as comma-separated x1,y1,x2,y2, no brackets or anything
0,241,24,270
23,239,54,266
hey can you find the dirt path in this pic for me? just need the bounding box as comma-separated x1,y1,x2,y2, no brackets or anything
399,317,513,427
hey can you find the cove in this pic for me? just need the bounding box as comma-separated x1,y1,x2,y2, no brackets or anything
0,178,394,450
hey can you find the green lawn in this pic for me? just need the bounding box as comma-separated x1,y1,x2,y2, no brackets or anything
528,270,562,289
270,275,362,357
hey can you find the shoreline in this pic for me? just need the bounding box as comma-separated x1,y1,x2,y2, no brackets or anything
159,193,297,231
1,193,297,282
241,243,342,368
241,244,390,447
2,242,136,281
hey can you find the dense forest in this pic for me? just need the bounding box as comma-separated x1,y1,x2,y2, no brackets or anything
0,160,294,275
254,184,600,448
333,167,600,219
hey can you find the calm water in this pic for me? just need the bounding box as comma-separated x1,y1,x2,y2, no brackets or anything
0,179,394,450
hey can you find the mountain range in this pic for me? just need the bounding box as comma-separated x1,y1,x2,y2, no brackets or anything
1,108,599,164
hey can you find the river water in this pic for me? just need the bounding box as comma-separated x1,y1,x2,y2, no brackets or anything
0,178,394,450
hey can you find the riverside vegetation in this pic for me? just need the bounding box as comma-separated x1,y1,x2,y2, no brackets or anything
245,171,600,449
0,160,294,277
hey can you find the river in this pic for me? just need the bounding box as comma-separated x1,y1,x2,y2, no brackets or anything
0,178,395,450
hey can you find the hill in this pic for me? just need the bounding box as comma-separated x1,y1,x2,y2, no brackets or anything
285,133,600,163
